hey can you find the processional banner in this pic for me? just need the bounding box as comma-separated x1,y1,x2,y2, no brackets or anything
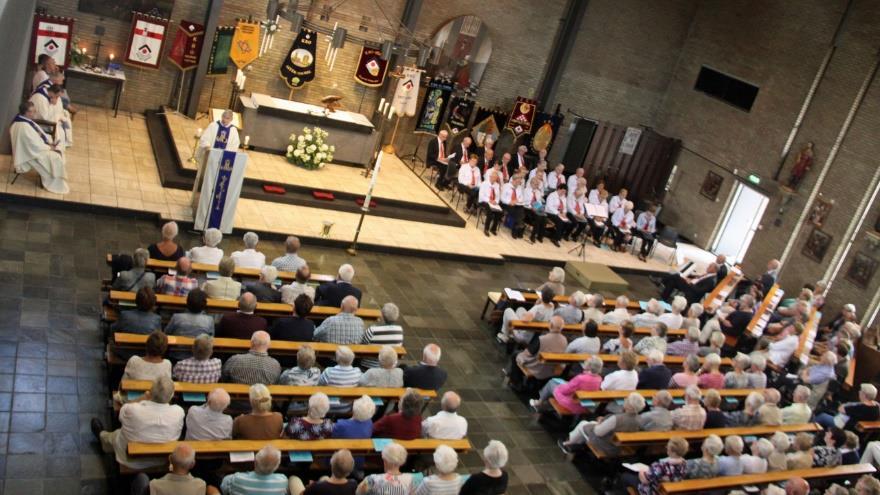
124,12,169,70
280,29,317,88
414,79,454,134
31,14,74,68
167,20,205,71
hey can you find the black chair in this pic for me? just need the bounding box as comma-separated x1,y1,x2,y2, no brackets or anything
651,226,678,264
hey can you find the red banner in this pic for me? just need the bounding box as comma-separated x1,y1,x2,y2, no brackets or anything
124,12,170,70
168,20,205,71
30,14,74,69
353,46,388,87
505,97,537,138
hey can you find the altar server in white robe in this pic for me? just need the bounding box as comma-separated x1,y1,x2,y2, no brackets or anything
29,84,72,147
10,102,69,194
32,54,57,92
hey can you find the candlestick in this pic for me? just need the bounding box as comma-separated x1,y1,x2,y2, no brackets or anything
387,106,394,119
109,53,114,61
196,127,203,138
378,98,385,113
244,135,250,147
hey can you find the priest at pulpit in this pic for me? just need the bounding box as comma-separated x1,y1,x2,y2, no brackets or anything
198,110,241,161
9,101,69,194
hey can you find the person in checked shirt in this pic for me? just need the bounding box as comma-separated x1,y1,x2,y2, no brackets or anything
172,334,222,383
314,296,365,344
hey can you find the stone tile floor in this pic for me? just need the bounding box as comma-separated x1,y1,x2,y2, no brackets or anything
0,200,658,494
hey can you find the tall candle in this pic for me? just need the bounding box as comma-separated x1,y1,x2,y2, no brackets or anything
109,53,114,61
363,152,383,209
244,135,250,146
196,128,203,138
378,98,386,112
387,106,395,119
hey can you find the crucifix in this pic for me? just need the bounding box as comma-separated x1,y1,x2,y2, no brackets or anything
93,25,106,65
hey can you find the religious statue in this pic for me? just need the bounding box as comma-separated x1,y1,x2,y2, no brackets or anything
786,142,814,191
321,95,343,113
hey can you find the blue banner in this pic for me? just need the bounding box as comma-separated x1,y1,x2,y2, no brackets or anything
208,151,236,229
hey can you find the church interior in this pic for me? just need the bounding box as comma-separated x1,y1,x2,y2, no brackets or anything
1,0,880,494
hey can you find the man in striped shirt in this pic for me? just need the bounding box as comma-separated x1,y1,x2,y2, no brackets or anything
314,296,365,344
318,346,363,387
361,302,403,368
219,445,291,494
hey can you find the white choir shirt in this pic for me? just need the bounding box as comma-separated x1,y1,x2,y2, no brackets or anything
523,186,543,209
435,137,446,161
457,143,470,162
501,183,524,206
637,212,657,234
230,248,266,268
609,194,627,214
567,174,582,192
458,164,481,187
483,167,504,181
768,334,800,366
588,189,604,204
547,171,566,190
567,193,587,217
612,209,634,232
478,181,501,205
600,369,638,390
544,191,568,218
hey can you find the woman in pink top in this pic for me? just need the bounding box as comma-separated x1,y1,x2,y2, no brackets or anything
696,353,725,389
669,354,701,388
530,356,603,414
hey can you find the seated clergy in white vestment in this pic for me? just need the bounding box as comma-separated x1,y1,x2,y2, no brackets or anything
32,54,57,93
9,101,69,194
28,83,72,147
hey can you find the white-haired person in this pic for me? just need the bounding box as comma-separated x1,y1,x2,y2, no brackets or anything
727,391,764,427
559,392,646,456
360,303,403,368
800,350,838,386
747,352,768,388
667,327,701,356
717,435,745,475
333,395,375,440
91,376,184,469
187,227,224,265
583,293,606,323
243,265,281,303
697,353,724,389
319,346,363,387
186,388,233,440
703,389,728,428
356,442,415,494
627,436,688,495
816,383,880,430
280,265,316,306
316,263,362,307
608,200,635,251
233,384,283,439
757,388,783,426
671,385,706,431
202,256,242,301
554,290,587,324
820,302,858,341
279,345,322,386
683,303,704,330
173,333,222,383
638,390,674,432
660,296,687,330
698,330,726,357
414,445,464,494
460,440,509,495
285,392,333,440
537,266,566,296
669,354,701,388
602,349,640,390
271,235,307,273
230,231,266,268
359,345,403,387
760,432,788,472
634,322,669,356
148,221,185,261
131,442,205,495
222,330,281,385
787,432,814,469
509,316,568,387
402,344,447,390
632,298,663,328
602,295,632,325
700,305,731,344
782,385,813,424
314,296,365,345
723,353,751,389
290,449,356,495
422,391,468,440
637,350,673,389
497,286,556,344
741,438,773,474
112,248,156,292
530,355,603,415
218,445,290,495
686,434,723,479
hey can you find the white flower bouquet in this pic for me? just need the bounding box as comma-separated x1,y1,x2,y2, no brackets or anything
285,127,335,170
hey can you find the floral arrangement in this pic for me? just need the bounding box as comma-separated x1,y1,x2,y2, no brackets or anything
286,127,335,170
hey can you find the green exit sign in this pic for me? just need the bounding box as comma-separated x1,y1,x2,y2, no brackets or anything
747,173,761,185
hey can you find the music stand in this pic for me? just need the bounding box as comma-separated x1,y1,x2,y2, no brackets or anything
568,234,590,262
398,133,426,171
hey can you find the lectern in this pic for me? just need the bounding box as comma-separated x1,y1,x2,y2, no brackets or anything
194,149,248,234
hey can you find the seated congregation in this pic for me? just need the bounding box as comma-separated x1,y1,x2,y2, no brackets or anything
486,259,880,494
93,222,508,495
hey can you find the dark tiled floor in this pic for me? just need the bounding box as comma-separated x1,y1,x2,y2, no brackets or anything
0,201,658,494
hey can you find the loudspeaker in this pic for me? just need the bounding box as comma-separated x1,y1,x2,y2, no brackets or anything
561,119,597,174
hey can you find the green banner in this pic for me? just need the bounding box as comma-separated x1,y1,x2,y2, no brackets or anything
207,26,234,76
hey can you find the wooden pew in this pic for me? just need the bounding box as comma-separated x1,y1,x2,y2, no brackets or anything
517,291,641,310
128,438,471,457
615,423,821,447
576,388,760,405
510,320,687,338
857,421,880,433
120,379,436,402
107,290,381,321
702,265,743,313
659,464,875,495
539,352,732,369
794,307,821,365
113,333,405,358
105,253,335,284
727,284,784,349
